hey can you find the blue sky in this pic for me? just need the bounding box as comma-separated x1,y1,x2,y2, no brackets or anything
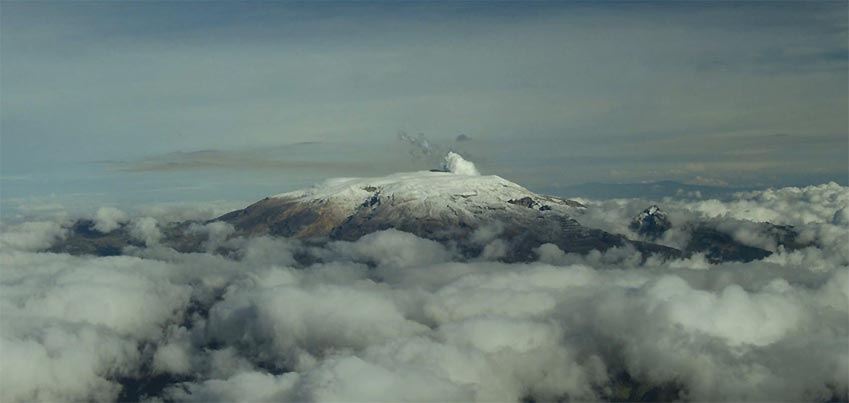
1,1,847,215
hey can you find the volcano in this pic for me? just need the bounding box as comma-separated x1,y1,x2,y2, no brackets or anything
50,154,788,263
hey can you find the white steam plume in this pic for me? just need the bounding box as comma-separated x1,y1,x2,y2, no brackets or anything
443,152,480,176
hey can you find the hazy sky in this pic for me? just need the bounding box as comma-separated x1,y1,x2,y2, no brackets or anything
1,1,847,212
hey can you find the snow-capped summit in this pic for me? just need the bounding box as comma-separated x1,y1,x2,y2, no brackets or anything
213,155,680,261
271,170,566,215
249,164,584,243
275,171,520,205
629,205,671,240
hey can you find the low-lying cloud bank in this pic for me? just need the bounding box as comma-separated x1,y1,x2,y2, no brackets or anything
1,183,847,402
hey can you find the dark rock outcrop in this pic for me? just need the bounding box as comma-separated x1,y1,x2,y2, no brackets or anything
629,205,671,241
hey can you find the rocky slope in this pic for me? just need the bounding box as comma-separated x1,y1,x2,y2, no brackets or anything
628,205,812,263
214,170,675,261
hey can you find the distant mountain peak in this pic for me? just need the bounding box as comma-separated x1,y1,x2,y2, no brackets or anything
630,205,671,240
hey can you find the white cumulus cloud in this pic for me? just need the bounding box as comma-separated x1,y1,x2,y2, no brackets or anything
0,183,847,402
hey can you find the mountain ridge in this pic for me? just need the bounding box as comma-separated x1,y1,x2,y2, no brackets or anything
212,169,672,262
48,156,792,263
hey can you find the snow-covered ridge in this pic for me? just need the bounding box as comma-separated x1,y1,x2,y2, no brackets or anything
268,152,583,226
274,151,497,207
273,171,534,206
263,167,585,243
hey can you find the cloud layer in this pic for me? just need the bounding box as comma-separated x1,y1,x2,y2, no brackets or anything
1,183,847,402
